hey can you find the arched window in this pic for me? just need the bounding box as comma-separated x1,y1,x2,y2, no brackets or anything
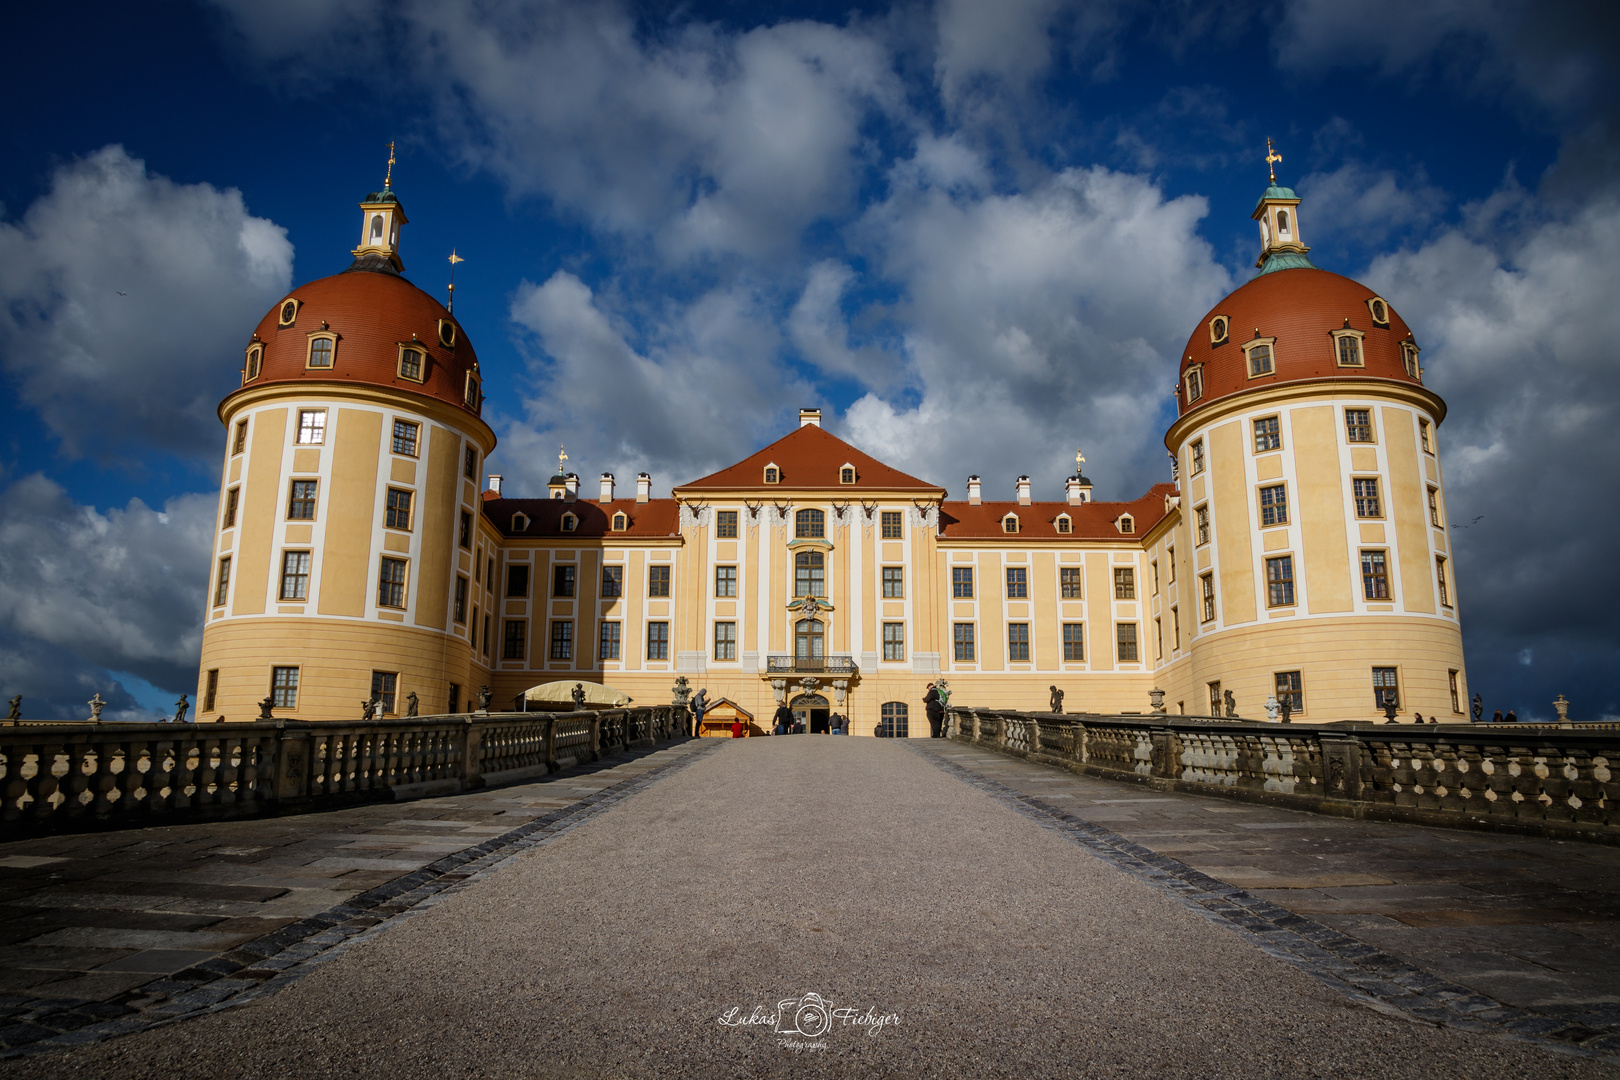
1277,210,1290,235
795,618,824,660
795,508,825,539
794,550,825,597
611,512,628,531
879,701,909,738
370,214,385,241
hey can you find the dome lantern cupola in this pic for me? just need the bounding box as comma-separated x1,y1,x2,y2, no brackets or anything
1251,139,1315,276
351,141,408,274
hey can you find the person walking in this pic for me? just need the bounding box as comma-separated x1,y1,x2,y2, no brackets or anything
924,682,944,739
689,687,709,738
772,702,794,736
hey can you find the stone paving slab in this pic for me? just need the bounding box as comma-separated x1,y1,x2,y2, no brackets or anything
0,738,713,1054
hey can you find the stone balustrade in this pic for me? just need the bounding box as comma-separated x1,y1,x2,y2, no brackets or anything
949,707,1620,844
0,707,687,838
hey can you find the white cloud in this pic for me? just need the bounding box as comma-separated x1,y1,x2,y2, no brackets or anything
1297,161,1449,248
0,145,294,461
0,474,216,719
788,261,903,390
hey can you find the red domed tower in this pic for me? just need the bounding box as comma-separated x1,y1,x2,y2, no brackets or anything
1158,164,1466,722
197,172,498,721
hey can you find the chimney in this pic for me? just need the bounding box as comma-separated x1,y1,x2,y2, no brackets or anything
1066,475,1092,505
599,472,616,502
967,475,982,505
488,474,503,497
799,408,822,428
1016,475,1032,505
636,472,652,503
563,472,579,502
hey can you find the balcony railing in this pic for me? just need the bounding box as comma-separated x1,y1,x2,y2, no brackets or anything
766,654,858,675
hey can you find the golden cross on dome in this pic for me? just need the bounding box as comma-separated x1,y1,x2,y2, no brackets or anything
1265,137,1282,184
384,141,396,188
446,249,464,311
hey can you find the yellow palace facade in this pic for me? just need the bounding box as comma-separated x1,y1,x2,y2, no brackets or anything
195,173,1467,734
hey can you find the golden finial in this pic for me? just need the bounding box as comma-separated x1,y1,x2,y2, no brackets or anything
1075,449,1086,473
557,444,568,476
1265,137,1282,184
384,141,396,188
446,249,464,311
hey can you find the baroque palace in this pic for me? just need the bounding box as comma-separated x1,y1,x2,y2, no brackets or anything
196,165,1466,734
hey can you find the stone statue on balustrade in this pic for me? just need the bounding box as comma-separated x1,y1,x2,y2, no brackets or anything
1279,696,1293,724
88,693,106,722
572,683,587,709
258,695,275,719
1264,695,1279,722
1471,693,1483,722
1223,689,1237,718
361,697,377,722
477,685,492,713
7,695,20,722
173,694,189,724
406,691,419,718
1049,686,1064,714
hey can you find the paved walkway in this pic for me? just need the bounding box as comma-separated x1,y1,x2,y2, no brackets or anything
0,736,1617,1078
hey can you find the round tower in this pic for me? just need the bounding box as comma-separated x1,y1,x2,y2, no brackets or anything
197,175,496,721
1162,175,1466,722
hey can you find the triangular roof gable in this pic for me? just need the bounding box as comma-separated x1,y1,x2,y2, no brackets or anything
674,424,942,493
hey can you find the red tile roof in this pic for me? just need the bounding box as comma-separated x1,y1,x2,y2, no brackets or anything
939,484,1177,540
674,425,943,494
1179,267,1423,418
481,497,680,539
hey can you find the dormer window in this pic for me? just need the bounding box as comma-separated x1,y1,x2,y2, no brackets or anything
1331,328,1366,367
1117,515,1135,535
511,512,529,532
1401,341,1421,381
1002,514,1020,534
464,372,480,408
561,513,578,532
611,511,628,532
1209,316,1229,345
1055,514,1072,534
243,344,263,383
763,463,780,484
1184,365,1204,404
306,333,337,369
1242,336,1276,377
839,464,856,485
278,299,300,327
1367,297,1390,327
398,346,425,383
437,319,457,349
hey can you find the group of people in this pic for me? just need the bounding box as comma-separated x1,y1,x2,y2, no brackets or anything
922,681,950,738
769,703,847,736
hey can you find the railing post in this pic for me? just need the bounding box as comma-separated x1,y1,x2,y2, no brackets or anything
273,721,310,803
589,715,601,761
461,717,483,789
1073,719,1088,764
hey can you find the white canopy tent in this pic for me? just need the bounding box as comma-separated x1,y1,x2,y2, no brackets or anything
516,681,632,711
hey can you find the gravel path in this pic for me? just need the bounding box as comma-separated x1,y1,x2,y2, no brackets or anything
7,737,1615,1079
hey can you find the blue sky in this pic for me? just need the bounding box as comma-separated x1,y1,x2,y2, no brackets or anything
1,0,1615,721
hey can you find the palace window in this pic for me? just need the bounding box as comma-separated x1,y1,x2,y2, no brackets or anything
296,409,326,445
1062,623,1084,661
377,556,408,608
1402,342,1421,380
1209,316,1229,344
1116,623,1139,663
1117,515,1134,535
454,576,468,623
1185,366,1204,404
371,672,397,715
1253,417,1280,453
1114,567,1135,600
482,614,491,657
1419,419,1433,454
1200,573,1216,622
1155,617,1163,659
1449,670,1461,713
280,551,311,601
879,702,909,739
599,622,621,661
503,620,526,660
883,622,905,662
1244,341,1274,377
952,566,974,598
385,488,413,530
233,421,248,455
271,666,300,709
223,487,240,529
882,567,903,598
1360,550,1390,600
1006,567,1028,598
716,510,739,538
1209,681,1222,716
1436,556,1451,607
1367,297,1389,326
1266,555,1295,607
1345,408,1374,443
611,512,628,531
601,566,623,598
881,511,903,538
546,564,568,598
1167,546,1176,583
796,508,825,539
794,619,824,660
464,373,480,408
392,420,419,457
244,345,263,383
794,550,825,597
1008,623,1031,662
1190,439,1205,475
1060,567,1082,599
204,669,218,712
561,513,577,532
1354,478,1382,518
288,479,318,520
1152,561,1160,595
214,556,231,607
1172,608,1181,649
460,511,472,549
953,623,975,662
715,566,737,597
307,335,335,369
398,347,424,383
1276,671,1304,713
714,621,737,661
465,446,478,479
763,465,780,484
1002,514,1020,534
1055,515,1072,534
648,565,671,598
437,319,457,349
1259,484,1288,527
278,299,300,327
1335,333,1363,367
550,621,572,660
840,465,856,485
1428,486,1442,527
1372,667,1400,710
1195,505,1210,545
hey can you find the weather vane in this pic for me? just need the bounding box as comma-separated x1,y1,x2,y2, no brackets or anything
557,444,568,476
446,249,464,311
1075,449,1086,474
1265,137,1282,184
384,141,396,188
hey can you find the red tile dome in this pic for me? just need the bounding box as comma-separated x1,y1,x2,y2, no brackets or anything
1177,266,1420,418
228,266,482,417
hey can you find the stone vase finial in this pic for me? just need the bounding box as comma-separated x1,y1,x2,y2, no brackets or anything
1264,695,1280,722
1554,694,1571,727
88,693,106,722
1148,688,1166,714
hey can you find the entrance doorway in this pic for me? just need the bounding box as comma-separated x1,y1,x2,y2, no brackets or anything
791,693,830,734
